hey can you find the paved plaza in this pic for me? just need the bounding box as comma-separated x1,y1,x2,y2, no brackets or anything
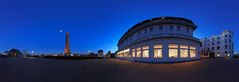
0,58,239,82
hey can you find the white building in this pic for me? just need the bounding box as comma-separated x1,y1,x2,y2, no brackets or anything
201,30,234,58
116,17,201,63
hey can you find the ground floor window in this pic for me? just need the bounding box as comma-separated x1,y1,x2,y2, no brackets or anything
190,46,196,58
123,49,129,58
154,45,162,58
136,48,141,58
180,45,188,58
142,46,149,58
131,49,136,58
169,44,178,58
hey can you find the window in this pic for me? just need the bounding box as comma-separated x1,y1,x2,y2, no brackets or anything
138,31,141,36
159,26,163,30
217,46,220,50
177,26,181,31
117,51,122,57
131,49,136,58
229,45,232,49
169,44,178,58
217,37,220,40
144,29,148,34
212,38,215,41
225,45,228,49
154,45,162,58
180,45,188,58
225,39,227,43
212,42,214,45
190,46,196,58
150,27,153,32
170,25,174,30
217,41,220,44
229,39,232,43
212,47,215,50
119,51,123,57
225,35,228,37
142,46,149,58
186,28,190,33
136,48,141,58
124,49,130,58
229,35,232,38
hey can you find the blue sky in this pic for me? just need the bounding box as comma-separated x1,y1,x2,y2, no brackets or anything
0,0,238,54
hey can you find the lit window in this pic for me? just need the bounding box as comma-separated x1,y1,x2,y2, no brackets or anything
123,49,129,58
142,46,149,58
154,45,162,58
131,49,136,58
190,46,196,58
136,48,141,58
180,45,188,58
169,44,178,58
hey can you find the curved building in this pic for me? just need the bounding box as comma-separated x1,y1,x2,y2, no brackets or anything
116,16,201,63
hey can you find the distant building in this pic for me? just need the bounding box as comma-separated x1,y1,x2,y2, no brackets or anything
98,50,104,57
201,30,234,58
116,16,201,63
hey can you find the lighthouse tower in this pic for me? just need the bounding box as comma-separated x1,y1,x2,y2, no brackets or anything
64,32,71,56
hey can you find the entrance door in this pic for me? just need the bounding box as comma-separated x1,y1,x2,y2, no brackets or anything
209,53,215,58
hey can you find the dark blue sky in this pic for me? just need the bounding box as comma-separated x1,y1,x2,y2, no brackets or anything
0,0,238,54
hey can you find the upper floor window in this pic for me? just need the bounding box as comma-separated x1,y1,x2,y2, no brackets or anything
217,37,220,40
150,27,153,32
229,45,232,49
229,35,232,38
159,26,163,30
217,46,220,50
229,39,232,43
138,31,141,36
186,28,190,33
169,25,174,30
212,38,215,41
225,39,228,43
225,45,228,49
212,47,215,50
225,35,228,37
144,29,148,34
217,41,220,44
177,26,181,31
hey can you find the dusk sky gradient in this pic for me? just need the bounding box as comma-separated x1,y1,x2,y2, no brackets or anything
0,0,238,54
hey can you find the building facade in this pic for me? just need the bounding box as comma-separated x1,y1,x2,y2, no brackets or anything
201,30,234,58
116,17,201,63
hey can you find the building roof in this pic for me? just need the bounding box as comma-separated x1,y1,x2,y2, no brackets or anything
118,16,198,45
